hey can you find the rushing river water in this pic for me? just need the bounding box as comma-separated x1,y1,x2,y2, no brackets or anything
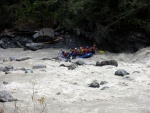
0,47,150,113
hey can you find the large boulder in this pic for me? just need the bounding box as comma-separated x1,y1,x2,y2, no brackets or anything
0,90,17,102
88,80,100,88
115,69,130,77
33,28,54,42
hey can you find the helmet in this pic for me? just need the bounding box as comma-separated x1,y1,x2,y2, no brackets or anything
86,46,89,49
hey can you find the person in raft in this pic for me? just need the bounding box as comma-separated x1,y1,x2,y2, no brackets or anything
62,45,96,59
70,48,79,56
79,45,96,55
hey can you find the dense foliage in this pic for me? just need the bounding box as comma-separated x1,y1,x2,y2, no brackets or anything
0,0,150,38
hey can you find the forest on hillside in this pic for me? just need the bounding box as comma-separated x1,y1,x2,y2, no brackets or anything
0,0,150,52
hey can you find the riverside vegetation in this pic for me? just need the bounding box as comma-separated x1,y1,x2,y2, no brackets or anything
0,0,150,52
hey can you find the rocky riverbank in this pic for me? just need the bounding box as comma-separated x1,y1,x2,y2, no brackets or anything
0,28,150,53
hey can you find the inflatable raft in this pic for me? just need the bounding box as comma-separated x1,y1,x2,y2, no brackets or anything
60,51,93,60
78,52,93,58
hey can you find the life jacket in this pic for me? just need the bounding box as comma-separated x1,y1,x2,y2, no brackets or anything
63,52,69,58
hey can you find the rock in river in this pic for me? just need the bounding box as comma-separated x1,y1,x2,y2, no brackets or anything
115,69,130,77
0,90,17,102
89,80,100,88
32,65,46,69
96,60,118,67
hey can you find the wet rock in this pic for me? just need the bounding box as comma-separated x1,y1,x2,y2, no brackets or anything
75,60,86,65
3,81,8,85
5,65,13,71
33,28,54,40
0,90,17,102
32,65,46,69
101,86,109,90
68,64,77,70
25,42,48,50
60,63,77,70
89,80,100,88
0,67,6,72
3,58,9,62
10,57,16,61
96,60,118,67
41,58,51,60
59,64,66,67
100,81,108,85
0,37,16,49
115,69,130,77
5,71,12,74
25,69,33,73
16,57,32,61
14,67,26,71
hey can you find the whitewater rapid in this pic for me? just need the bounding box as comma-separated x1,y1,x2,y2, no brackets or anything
0,47,150,113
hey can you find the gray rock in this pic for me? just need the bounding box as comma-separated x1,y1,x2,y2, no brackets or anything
25,43,48,50
68,64,77,70
0,67,6,72
89,80,100,88
100,81,108,85
25,69,33,73
3,58,9,62
75,60,86,65
0,90,17,102
3,81,8,85
101,86,109,90
115,69,130,77
10,57,16,61
14,67,26,71
33,28,54,39
16,57,32,61
5,65,13,71
59,64,66,67
32,65,46,69
5,71,12,74
41,58,51,60
96,60,118,67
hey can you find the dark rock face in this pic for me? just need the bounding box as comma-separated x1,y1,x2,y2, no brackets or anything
0,28,92,51
115,69,130,77
0,90,17,102
96,60,118,67
0,27,149,53
89,80,100,88
96,29,150,53
33,28,55,42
